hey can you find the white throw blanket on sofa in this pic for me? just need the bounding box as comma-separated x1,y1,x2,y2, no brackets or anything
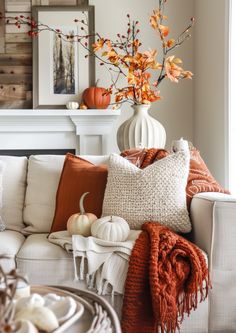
48,230,140,298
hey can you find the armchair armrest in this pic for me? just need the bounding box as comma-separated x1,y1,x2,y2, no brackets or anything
190,192,236,272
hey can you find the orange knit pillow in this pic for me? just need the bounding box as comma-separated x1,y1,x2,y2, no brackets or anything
121,148,229,209
50,154,108,233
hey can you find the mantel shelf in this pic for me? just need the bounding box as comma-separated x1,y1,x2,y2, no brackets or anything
0,109,121,155
0,109,120,116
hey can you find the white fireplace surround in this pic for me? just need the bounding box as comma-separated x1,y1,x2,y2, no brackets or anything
0,109,121,155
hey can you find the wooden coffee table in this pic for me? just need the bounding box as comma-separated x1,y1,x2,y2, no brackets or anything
50,285,122,333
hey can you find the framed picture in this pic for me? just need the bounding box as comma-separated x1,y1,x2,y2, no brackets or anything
32,6,95,109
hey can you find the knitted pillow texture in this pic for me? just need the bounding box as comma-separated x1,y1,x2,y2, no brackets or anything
121,148,230,209
0,161,5,231
102,151,191,233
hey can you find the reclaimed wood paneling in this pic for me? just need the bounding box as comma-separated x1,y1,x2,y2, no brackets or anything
5,1,31,12
0,0,5,53
5,42,31,53
49,0,76,4
0,100,32,108
1,0,90,109
5,11,30,17
5,33,31,43
0,53,32,65
31,0,40,5
5,23,29,33
0,73,32,84
77,0,88,4
0,84,31,101
0,65,32,74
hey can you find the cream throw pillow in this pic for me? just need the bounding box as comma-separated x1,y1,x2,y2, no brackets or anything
102,151,191,233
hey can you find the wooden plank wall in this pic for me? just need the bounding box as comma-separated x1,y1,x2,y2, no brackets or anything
0,0,88,109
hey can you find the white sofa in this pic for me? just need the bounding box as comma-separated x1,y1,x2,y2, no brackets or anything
0,154,236,333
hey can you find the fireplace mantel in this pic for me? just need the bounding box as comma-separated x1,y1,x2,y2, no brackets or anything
0,109,121,155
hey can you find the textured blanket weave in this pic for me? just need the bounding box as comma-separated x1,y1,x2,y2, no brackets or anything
122,222,210,333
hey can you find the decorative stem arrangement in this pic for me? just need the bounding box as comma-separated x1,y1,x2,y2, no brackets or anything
0,0,194,106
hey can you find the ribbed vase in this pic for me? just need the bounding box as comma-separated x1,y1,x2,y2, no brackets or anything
117,104,166,151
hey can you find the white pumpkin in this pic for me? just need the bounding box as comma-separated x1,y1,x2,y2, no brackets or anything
67,192,97,236
15,306,59,332
91,215,130,242
14,320,39,333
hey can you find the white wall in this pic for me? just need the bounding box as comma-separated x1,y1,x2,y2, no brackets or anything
90,0,194,152
229,0,236,193
193,0,230,187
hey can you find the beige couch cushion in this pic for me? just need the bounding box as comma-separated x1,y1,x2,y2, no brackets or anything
23,155,65,234
0,156,28,231
23,155,109,234
16,233,75,285
17,233,72,260
0,230,25,271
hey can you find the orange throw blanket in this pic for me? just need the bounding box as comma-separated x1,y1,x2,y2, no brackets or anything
122,222,210,333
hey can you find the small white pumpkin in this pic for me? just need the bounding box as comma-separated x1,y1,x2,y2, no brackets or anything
91,215,130,242
14,320,39,333
15,306,59,332
66,101,79,109
67,192,97,236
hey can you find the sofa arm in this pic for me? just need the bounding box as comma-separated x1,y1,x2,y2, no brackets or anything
190,192,236,272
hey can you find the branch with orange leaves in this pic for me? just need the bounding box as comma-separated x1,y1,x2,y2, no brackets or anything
0,1,194,106
150,3,194,87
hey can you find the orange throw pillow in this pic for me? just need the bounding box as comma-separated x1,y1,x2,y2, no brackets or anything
186,148,230,208
50,154,108,233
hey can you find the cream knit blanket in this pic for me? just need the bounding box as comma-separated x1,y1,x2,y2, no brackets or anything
48,230,140,298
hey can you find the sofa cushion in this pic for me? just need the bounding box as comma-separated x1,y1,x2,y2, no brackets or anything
16,233,75,285
50,154,108,233
23,155,109,234
0,156,28,231
17,233,72,260
103,152,192,232
0,230,25,271
23,155,65,234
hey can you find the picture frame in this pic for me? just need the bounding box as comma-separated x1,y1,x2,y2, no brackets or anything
32,5,95,109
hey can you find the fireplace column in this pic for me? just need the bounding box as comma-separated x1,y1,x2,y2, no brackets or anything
70,110,120,155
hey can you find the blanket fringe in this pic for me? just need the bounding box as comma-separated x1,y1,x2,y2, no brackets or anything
86,272,96,289
73,252,79,282
73,256,116,306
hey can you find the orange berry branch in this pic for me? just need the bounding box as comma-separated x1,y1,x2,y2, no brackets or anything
0,0,194,106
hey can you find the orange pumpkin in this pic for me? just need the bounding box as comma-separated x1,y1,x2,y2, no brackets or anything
82,81,111,109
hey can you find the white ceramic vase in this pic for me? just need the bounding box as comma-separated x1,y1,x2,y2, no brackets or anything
117,104,166,151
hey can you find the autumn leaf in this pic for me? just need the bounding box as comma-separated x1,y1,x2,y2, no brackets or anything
92,38,105,51
159,24,169,37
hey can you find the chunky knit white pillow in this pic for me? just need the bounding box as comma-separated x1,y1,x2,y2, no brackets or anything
102,151,191,233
